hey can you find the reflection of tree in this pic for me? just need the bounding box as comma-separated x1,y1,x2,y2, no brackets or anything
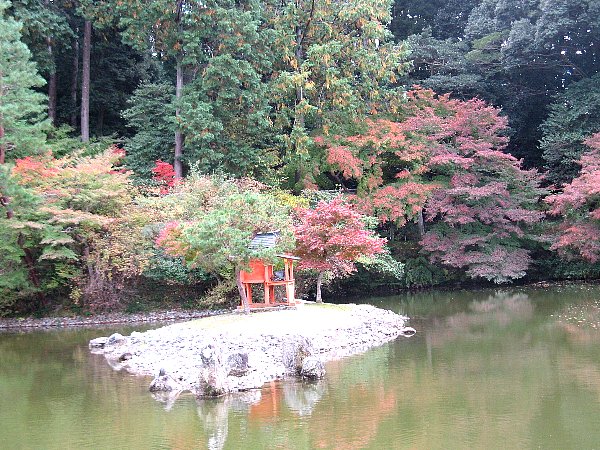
383,289,600,449
556,301,600,404
426,291,534,349
557,300,600,334
283,381,326,416
308,383,397,450
6,286,600,449
197,399,230,450
0,327,209,449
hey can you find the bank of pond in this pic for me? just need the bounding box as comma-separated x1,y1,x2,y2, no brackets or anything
2,283,600,449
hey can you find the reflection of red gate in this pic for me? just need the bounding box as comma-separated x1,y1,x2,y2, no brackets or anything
249,381,281,421
239,255,300,308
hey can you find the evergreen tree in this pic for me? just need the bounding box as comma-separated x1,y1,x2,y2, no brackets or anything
84,0,277,179
541,74,600,187
400,0,600,169
122,82,175,177
8,0,73,125
266,0,410,188
0,0,48,164
175,0,279,179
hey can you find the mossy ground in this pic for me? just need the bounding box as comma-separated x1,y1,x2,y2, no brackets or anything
174,302,358,333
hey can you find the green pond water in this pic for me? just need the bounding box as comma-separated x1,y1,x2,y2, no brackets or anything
3,284,600,449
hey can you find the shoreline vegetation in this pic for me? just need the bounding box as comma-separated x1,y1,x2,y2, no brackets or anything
88,302,413,399
0,308,230,331
1,0,599,324
2,279,599,331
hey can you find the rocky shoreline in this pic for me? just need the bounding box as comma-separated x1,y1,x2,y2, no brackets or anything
0,308,231,330
89,303,414,400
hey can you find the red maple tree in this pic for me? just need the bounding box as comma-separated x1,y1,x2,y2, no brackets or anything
546,133,600,262
315,87,545,283
152,160,176,194
294,197,386,302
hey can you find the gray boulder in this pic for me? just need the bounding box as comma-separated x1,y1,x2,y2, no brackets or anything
400,326,416,337
300,356,325,380
282,336,314,375
89,337,108,349
149,368,183,393
198,343,228,397
107,333,126,346
226,353,249,377
118,352,132,362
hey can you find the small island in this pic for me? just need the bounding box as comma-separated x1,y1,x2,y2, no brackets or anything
90,302,414,399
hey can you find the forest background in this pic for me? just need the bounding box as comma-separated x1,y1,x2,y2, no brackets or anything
0,0,599,316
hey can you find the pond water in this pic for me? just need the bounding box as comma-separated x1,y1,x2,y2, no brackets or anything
2,284,600,449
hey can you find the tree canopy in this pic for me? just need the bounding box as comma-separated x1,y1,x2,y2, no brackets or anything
1,0,600,315
0,0,48,164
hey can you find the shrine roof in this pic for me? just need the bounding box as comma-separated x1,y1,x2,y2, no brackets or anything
249,231,279,250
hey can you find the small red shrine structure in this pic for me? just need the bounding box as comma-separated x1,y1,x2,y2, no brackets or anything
239,254,300,309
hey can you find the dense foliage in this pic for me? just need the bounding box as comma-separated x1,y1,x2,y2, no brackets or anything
0,0,48,164
0,0,599,315
546,133,600,263
294,197,386,302
540,74,600,187
317,88,546,282
155,178,294,312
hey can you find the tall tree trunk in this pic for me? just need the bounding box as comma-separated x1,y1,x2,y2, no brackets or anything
81,20,91,142
235,267,250,314
48,70,57,126
0,191,13,219
47,43,57,126
0,121,5,164
45,0,56,125
70,32,79,128
18,233,42,290
174,58,184,178
417,209,425,238
315,271,324,303
292,0,314,134
292,25,306,189
173,0,185,178
294,25,305,131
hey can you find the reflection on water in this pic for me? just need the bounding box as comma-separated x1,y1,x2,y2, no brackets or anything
283,380,326,416
3,285,600,449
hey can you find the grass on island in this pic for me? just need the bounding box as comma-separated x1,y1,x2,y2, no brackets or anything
177,302,354,330
309,302,353,311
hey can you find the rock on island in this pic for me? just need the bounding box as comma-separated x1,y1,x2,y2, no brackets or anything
90,303,413,398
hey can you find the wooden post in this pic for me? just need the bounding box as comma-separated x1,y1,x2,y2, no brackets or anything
264,282,270,305
236,267,250,314
284,258,296,304
245,283,252,305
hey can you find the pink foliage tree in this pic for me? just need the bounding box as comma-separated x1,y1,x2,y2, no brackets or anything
546,133,600,262
294,197,386,302
421,163,544,282
316,87,546,283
